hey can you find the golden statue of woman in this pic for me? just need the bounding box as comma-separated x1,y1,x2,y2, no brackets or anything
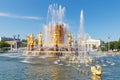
27,34,34,50
67,33,72,46
53,32,58,46
29,34,34,46
33,39,37,47
27,35,30,46
27,35,31,50
38,32,43,46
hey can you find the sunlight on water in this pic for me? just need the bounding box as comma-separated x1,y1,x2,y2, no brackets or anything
0,52,120,80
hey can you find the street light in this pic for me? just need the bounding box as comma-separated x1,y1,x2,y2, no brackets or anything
107,36,110,52
13,35,17,51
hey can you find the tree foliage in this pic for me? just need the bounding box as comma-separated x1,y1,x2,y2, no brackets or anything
100,38,120,51
0,41,10,48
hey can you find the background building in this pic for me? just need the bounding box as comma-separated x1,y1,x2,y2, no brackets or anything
0,36,22,51
0,37,14,41
86,37,100,51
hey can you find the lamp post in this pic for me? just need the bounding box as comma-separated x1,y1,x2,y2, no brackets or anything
13,35,17,51
18,34,20,41
107,36,110,52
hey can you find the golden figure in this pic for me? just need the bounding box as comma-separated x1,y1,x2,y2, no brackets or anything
91,65,103,76
84,57,89,64
91,75,103,80
33,39,37,47
27,34,35,50
67,33,72,46
38,32,43,46
27,35,31,50
89,56,93,64
29,34,34,46
27,35,30,46
53,32,58,46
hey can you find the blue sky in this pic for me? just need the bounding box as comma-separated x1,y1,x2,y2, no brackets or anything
0,0,120,42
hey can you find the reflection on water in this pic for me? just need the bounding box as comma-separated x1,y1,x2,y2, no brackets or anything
0,56,90,80
0,53,120,80
91,75,103,80
23,58,90,80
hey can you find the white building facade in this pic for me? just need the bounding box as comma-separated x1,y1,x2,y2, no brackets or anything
85,38,100,51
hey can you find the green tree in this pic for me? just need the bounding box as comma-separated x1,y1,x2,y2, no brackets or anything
22,39,27,42
21,39,27,47
100,40,107,51
110,41,115,50
117,38,120,51
0,41,10,52
113,41,118,49
93,45,97,49
0,41,10,48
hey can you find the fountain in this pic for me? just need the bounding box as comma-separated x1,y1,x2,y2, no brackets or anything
44,3,67,47
23,3,103,77
78,10,103,76
1,3,120,80
24,4,71,57
38,32,43,50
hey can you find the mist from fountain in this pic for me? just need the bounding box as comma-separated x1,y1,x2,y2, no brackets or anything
78,10,84,52
80,10,84,37
78,10,85,64
44,4,68,47
47,3,65,25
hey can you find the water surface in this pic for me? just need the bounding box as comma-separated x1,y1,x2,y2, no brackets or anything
0,53,120,80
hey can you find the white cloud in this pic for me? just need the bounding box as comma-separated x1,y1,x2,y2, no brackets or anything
0,12,41,20
0,12,10,17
